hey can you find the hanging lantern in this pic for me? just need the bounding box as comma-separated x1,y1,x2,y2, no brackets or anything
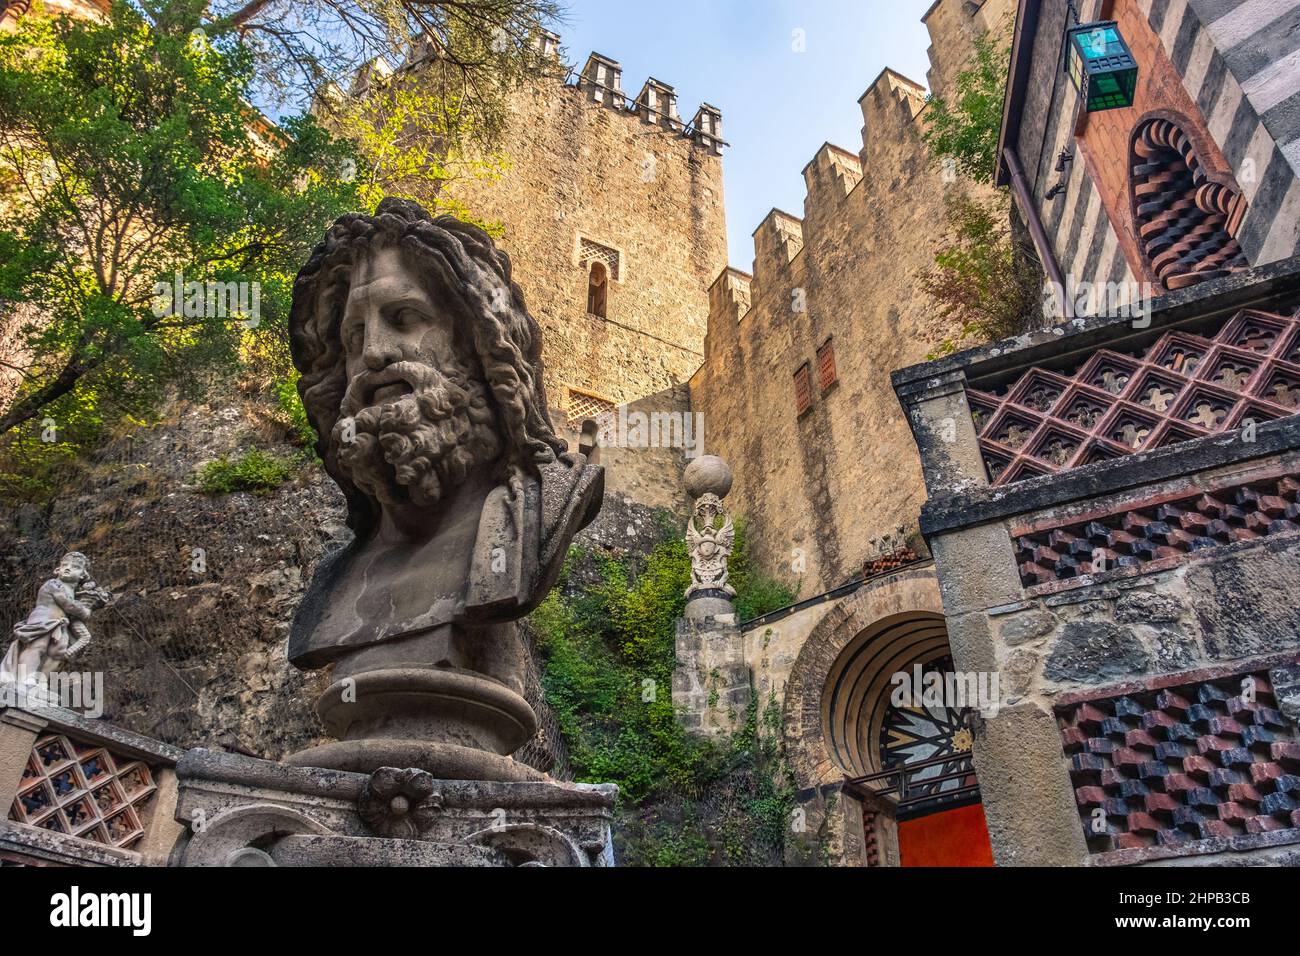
1065,20,1138,112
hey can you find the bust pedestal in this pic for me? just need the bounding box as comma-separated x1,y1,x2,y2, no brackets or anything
286,622,544,782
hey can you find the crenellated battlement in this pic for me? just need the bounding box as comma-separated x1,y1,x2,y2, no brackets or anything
703,268,751,364
690,0,1019,598
752,209,804,273
706,0,1010,338
339,32,726,156
709,267,752,322
568,51,724,155
802,143,863,202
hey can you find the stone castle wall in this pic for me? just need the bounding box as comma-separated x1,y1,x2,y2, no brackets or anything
447,57,727,425
688,0,1015,598
443,53,726,514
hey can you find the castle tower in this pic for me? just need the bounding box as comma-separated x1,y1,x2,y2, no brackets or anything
442,39,729,455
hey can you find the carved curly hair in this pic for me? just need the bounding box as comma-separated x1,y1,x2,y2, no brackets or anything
289,198,566,537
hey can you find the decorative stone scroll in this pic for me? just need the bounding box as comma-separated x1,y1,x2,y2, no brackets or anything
969,306,1300,486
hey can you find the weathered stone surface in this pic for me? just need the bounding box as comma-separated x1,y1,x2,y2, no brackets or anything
1115,591,1185,624
1044,621,1151,684
170,749,617,867
673,616,748,737
1188,538,1300,659
1002,649,1040,697
998,608,1056,647
683,455,732,500
969,703,1088,866
1147,627,1200,672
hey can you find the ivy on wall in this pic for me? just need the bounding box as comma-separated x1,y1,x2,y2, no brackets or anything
528,516,800,865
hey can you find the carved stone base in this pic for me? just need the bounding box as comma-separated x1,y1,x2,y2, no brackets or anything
286,624,545,782
672,612,749,737
169,749,617,867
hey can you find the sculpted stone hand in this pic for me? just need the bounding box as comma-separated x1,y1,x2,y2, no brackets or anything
285,198,603,781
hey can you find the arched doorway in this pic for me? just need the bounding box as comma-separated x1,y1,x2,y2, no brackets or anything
783,568,994,866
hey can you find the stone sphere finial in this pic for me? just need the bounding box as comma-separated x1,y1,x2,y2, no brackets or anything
684,455,732,500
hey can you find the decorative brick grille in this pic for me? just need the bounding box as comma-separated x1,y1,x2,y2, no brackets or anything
1131,117,1247,292
566,387,616,430
1014,471,1300,588
794,363,812,416
969,306,1300,486
1057,667,1300,856
8,734,157,850
578,238,620,282
817,339,837,391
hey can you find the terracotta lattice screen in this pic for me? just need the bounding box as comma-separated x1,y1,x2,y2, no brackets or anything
968,306,1300,486
566,388,616,431
1057,665,1300,860
794,363,812,416
817,339,837,391
1014,470,1300,588
578,237,621,281
8,734,158,851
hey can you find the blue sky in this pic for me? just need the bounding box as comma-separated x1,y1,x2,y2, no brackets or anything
554,0,936,269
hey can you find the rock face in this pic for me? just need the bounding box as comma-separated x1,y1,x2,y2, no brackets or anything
0,389,555,770
1043,621,1152,684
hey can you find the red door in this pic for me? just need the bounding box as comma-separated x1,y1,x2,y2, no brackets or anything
897,802,995,866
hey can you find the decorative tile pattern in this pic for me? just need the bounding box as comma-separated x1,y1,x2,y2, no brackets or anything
969,307,1300,486
578,237,620,281
1014,472,1300,587
1057,669,1300,855
8,734,157,850
1130,117,1248,292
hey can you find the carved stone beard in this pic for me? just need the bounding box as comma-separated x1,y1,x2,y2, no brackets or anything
333,356,502,518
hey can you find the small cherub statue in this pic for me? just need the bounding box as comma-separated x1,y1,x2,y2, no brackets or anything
0,551,112,686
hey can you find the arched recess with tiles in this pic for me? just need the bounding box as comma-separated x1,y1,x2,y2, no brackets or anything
782,566,993,866
1128,110,1248,291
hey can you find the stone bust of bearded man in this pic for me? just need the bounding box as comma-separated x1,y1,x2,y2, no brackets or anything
287,199,603,695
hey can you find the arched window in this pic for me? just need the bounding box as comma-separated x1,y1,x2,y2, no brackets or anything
1130,115,1248,291
587,261,608,318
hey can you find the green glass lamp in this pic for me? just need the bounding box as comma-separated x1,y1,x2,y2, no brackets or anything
1065,20,1138,112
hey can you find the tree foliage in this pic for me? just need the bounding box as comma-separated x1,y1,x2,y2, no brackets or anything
529,520,799,865
0,1,361,496
921,193,1042,357
918,21,1042,356
198,0,563,125
922,27,1010,186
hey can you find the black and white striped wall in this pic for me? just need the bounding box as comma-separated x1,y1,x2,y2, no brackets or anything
1014,0,1300,312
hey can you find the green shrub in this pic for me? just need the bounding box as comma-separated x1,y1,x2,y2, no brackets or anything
193,449,296,495
272,373,318,453
529,520,798,865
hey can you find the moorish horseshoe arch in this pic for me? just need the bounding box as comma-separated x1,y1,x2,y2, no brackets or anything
781,566,949,790
1128,110,1248,291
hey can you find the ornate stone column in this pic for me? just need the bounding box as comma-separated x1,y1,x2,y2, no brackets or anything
683,455,736,620
673,455,749,736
